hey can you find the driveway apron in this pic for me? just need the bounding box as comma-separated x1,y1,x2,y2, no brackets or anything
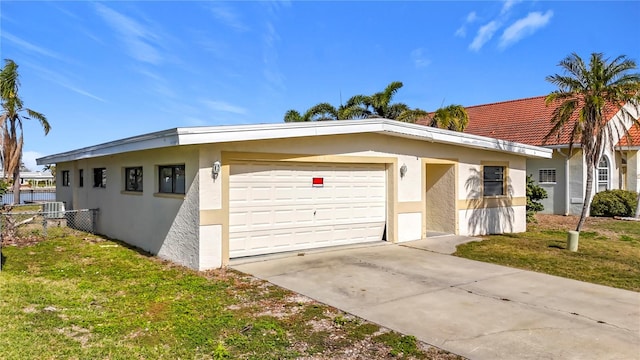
231,240,640,360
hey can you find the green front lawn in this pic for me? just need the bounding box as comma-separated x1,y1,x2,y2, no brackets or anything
0,229,460,360
455,215,640,291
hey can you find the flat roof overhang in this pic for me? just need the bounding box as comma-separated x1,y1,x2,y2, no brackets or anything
37,119,552,165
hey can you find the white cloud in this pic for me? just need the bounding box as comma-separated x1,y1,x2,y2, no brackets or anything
94,3,163,65
1,32,65,61
22,151,44,172
469,21,500,51
27,63,106,102
410,48,431,68
466,11,478,22
210,4,250,32
499,10,553,49
454,11,478,38
262,22,285,92
201,100,248,115
501,0,522,15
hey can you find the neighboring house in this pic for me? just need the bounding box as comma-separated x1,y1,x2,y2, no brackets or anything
0,170,55,187
20,171,55,187
416,96,640,215
37,119,550,270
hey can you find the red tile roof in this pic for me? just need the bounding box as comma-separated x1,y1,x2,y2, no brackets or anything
415,95,630,147
616,123,640,147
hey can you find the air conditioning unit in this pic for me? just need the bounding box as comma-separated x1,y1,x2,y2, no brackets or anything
43,201,65,219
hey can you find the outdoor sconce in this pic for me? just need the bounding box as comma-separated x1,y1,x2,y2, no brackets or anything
400,164,408,178
212,160,221,180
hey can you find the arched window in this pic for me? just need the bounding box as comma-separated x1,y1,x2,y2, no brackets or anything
597,156,610,192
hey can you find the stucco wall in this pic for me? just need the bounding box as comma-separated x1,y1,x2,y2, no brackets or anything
527,150,568,215
56,146,201,269
197,133,529,265
627,151,639,192
426,164,456,233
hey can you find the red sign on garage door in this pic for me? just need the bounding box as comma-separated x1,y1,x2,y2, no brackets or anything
312,177,324,187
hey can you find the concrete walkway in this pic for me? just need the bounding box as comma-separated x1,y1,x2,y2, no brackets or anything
232,238,640,360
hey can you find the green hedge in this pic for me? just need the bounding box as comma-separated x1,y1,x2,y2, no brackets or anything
590,190,638,217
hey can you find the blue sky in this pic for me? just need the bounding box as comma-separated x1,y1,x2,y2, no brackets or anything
1,1,638,171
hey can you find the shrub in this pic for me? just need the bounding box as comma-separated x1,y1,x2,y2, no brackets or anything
590,190,638,217
526,175,547,222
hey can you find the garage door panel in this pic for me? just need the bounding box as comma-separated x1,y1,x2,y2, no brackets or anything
229,162,386,258
230,221,386,258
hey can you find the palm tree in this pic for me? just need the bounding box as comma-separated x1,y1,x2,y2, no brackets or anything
544,52,640,231
363,81,407,118
283,94,370,122
0,59,51,204
430,104,469,131
283,81,426,123
362,81,428,122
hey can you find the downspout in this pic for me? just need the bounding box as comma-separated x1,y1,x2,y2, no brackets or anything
556,148,570,216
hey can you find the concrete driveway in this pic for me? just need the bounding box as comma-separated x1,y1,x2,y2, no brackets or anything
232,239,640,360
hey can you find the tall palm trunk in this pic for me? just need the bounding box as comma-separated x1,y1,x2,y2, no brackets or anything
576,158,595,231
11,162,20,205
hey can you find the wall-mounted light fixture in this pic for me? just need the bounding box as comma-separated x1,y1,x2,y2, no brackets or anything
212,160,221,180
400,164,408,178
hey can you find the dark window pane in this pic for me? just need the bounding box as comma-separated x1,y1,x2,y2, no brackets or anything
174,166,185,194
159,167,173,193
93,168,106,188
62,171,70,187
125,167,143,192
484,182,504,196
483,166,503,181
483,166,504,196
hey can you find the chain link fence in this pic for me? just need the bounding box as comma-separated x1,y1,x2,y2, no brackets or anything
0,203,98,244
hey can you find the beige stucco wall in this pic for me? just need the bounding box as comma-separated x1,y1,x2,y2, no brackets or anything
197,133,528,267
56,132,531,270
425,164,456,233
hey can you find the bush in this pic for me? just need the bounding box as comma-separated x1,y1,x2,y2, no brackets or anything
526,175,547,222
590,190,638,217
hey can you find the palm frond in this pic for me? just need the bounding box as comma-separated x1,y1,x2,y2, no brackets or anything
283,109,304,122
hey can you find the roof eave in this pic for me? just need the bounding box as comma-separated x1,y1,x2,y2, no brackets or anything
37,129,180,165
37,119,552,164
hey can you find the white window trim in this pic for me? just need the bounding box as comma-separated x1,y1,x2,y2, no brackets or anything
597,156,610,192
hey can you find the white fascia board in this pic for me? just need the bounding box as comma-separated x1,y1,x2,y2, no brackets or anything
380,120,551,158
37,119,551,164
36,129,180,165
175,119,389,144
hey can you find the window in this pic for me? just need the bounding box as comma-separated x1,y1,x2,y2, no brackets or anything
62,171,70,187
483,166,505,196
539,169,556,184
597,156,609,192
93,168,106,188
125,167,143,192
79,169,84,187
159,165,185,194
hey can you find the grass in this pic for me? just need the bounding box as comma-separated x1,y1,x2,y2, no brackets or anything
0,229,460,360
455,215,640,291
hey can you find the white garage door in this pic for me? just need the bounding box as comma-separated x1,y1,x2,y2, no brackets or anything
229,162,386,258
